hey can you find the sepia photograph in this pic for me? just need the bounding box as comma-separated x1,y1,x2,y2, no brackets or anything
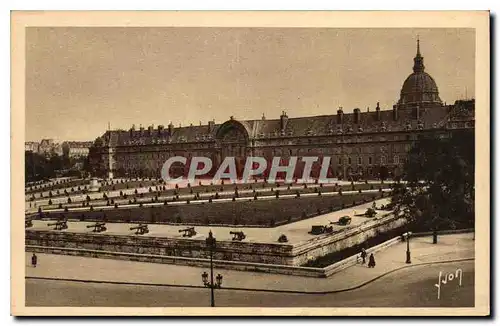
11,11,490,316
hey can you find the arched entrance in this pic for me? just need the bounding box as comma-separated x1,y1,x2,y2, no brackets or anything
215,119,250,179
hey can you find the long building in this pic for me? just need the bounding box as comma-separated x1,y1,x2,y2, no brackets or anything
89,40,475,180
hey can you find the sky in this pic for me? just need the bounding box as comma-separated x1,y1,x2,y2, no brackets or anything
25,27,475,142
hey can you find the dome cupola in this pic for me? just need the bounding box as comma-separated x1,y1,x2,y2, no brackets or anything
398,38,442,108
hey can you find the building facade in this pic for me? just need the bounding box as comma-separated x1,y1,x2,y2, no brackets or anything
62,141,93,158
89,41,475,180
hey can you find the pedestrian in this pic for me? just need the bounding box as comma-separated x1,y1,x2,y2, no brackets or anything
368,253,376,268
360,248,367,264
31,253,37,268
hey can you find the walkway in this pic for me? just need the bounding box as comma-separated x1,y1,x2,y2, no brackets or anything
25,233,474,293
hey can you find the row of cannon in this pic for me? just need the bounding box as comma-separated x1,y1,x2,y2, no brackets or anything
25,219,247,240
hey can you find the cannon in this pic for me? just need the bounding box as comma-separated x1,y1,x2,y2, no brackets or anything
310,225,324,235
87,222,107,233
179,227,196,237
230,231,246,241
309,225,334,235
47,220,68,231
130,224,149,235
338,216,352,226
25,219,33,228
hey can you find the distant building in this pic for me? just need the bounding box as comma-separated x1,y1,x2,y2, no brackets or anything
38,139,63,157
62,141,93,158
89,40,475,180
24,141,39,153
38,139,55,155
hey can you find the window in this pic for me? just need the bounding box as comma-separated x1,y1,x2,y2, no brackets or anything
380,156,386,165
358,157,362,165
368,157,373,165
348,157,352,165
394,155,399,164
338,157,342,165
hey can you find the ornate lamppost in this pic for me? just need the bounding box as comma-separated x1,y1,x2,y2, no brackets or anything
201,230,223,307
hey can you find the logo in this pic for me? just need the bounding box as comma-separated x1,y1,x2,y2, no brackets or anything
161,156,336,184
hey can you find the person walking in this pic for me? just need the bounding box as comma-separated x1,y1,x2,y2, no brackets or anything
360,248,367,265
31,253,38,268
368,253,376,268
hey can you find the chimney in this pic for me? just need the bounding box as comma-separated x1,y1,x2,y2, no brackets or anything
375,102,381,121
129,124,135,137
208,119,215,133
280,111,289,130
393,105,398,121
158,125,164,135
168,122,174,135
148,125,154,135
353,108,361,124
337,107,344,124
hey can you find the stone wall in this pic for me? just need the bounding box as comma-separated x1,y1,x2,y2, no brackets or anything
25,230,294,265
290,213,408,265
26,214,407,267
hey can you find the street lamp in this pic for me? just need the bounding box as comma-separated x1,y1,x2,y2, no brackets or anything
201,230,223,307
403,231,412,264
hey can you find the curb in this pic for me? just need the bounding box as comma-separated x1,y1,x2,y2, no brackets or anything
26,257,474,295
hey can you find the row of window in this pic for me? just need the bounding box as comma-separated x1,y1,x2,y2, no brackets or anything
114,155,404,167
118,133,425,150
338,155,402,165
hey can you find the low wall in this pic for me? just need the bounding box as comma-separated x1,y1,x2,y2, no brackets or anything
290,213,408,265
323,235,402,277
412,228,475,237
26,212,406,268
25,231,294,265
25,234,406,278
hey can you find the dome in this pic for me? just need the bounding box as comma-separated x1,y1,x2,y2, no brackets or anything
398,39,442,108
399,72,442,105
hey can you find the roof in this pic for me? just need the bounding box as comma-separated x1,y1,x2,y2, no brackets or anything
93,100,474,148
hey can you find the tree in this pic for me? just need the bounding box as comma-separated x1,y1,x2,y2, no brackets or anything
379,166,389,183
390,130,474,243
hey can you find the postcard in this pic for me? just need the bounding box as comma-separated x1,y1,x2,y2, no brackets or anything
11,10,490,316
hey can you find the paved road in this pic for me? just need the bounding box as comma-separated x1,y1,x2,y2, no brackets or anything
26,261,474,307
